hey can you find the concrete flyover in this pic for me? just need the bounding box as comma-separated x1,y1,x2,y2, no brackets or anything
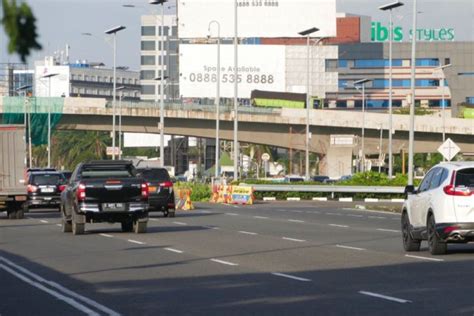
1,97,473,155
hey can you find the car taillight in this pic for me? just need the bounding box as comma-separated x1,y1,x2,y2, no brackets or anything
443,185,472,196
58,185,67,192
27,185,37,193
160,181,173,188
76,183,86,201
141,183,149,199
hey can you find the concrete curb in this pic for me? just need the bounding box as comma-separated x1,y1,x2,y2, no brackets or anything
312,197,328,201
287,197,301,201
339,197,353,202
263,197,276,201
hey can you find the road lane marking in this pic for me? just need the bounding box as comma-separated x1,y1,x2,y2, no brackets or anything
327,213,342,216
199,210,211,214
56,224,62,227
173,221,187,225
376,228,400,233
0,256,120,316
40,220,49,223
329,224,349,228
210,259,239,266
165,248,184,254
225,213,238,216
127,239,145,245
254,216,268,219
282,237,306,243
238,231,258,235
347,214,363,218
336,245,366,251
359,291,411,304
368,216,386,219
405,255,444,262
203,225,220,230
100,233,114,238
272,273,311,282
288,219,305,223
292,210,303,213
149,218,159,222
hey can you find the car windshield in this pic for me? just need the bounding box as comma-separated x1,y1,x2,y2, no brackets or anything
456,168,474,188
31,174,64,185
138,169,170,181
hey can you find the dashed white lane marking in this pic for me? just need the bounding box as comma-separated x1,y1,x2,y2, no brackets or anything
254,216,268,219
336,245,366,251
272,273,311,282
368,216,386,219
0,256,120,316
329,224,349,228
359,291,411,304
56,224,61,227
127,239,146,245
210,259,239,266
99,233,114,238
288,219,305,223
376,228,400,233
347,214,363,218
225,213,238,216
276,210,286,212
173,221,187,226
40,220,49,223
203,225,220,230
165,248,183,254
282,237,306,243
149,218,159,222
405,255,444,262
292,210,303,213
199,210,211,214
238,231,258,235
327,213,342,216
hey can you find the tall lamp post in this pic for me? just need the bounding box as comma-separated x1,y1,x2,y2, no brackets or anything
298,27,319,181
41,72,59,168
115,86,125,159
233,0,239,180
208,20,221,178
379,1,404,179
408,0,417,186
16,85,32,168
150,0,168,167
354,78,372,173
105,25,126,160
433,63,452,142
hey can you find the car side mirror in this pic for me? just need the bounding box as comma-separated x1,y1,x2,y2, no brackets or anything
404,185,416,195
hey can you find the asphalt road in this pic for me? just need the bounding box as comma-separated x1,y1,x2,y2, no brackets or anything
1,201,473,315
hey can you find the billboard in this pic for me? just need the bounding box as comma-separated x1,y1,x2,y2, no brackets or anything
178,0,336,38
180,44,286,98
35,65,70,97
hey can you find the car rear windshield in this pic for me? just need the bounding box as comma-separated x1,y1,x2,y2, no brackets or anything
31,174,64,185
137,169,170,181
81,165,135,179
456,168,474,188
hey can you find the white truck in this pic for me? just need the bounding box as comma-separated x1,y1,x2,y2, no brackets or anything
0,125,27,219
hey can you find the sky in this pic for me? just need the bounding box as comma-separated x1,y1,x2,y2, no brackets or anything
1,0,473,71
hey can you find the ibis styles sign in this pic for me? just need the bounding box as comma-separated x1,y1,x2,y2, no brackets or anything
371,22,455,42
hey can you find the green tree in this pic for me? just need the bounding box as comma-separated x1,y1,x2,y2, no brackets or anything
2,0,41,62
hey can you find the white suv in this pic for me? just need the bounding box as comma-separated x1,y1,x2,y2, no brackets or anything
402,162,474,255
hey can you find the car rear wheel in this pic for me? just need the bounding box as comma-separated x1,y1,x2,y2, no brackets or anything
428,215,447,255
72,221,85,235
401,212,421,251
121,221,133,232
134,221,147,234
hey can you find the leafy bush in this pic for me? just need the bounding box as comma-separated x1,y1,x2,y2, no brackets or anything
174,182,211,202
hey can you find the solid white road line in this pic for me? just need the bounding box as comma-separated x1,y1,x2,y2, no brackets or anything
173,221,187,225
282,237,306,243
272,273,311,282
210,259,239,266
405,255,444,262
359,291,411,304
165,248,184,254
329,224,349,228
99,234,114,238
238,231,258,235
335,245,366,251
288,219,305,223
40,220,49,223
127,239,145,245
376,228,400,233
254,216,268,219
225,213,238,216
0,256,120,316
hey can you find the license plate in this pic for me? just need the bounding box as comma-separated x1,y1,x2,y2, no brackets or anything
149,186,157,193
44,197,52,201
102,203,125,211
42,188,54,193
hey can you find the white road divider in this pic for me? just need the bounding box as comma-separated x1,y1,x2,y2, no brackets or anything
286,197,301,201
263,197,276,201
391,198,405,203
312,197,327,201
339,197,353,202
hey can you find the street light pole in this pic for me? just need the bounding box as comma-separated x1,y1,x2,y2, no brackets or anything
115,86,125,159
16,85,32,167
233,0,239,180
434,63,452,142
208,20,221,178
380,1,404,178
105,25,126,160
408,0,417,186
41,73,59,168
354,78,371,173
298,27,319,181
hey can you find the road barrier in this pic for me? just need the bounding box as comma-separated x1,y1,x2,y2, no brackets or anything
176,189,194,210
243,184,405,195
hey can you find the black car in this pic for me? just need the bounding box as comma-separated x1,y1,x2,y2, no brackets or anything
312,175,330,183
25,171,66,211
61,170,73,181
136,167,176,217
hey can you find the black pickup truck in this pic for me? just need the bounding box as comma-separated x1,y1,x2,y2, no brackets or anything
60,160,149,235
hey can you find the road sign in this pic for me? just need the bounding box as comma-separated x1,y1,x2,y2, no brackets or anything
437,138,460,161
106,147,121,156
261,153,270,161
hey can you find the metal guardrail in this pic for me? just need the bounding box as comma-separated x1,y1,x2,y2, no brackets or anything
243,184,405,194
